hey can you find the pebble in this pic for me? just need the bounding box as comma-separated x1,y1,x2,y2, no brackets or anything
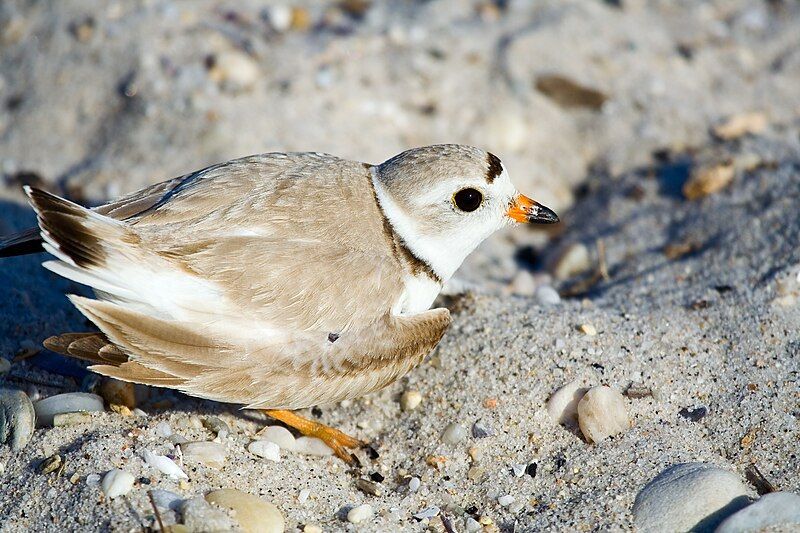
552,243,591,280
400,389,423,411
577,386,630,443
497,495,515,507
579,324,597,336
53,411,93,426
86,473,101,486
209,51,260,93
202,416,230,438
99,378,136,408
467,466,485,482
0,358,10,375
683,162,735,200
715,492,800,532
143,450,188,479
181,497,235,532
294,436,333,456
511,464,526,478
34,392,104,427
155,421,172,437
259,426,296,450
0,389,35,450
408,477,421,492
534,285,561,306
471,420,494,439
298,488,310,504
441,423,467,444
546,380,589,425
38,454,62,475
465,516,482,532
101,469,134,499
507,269,537,296
632,463,752,532
180,441,226,469
302,525,322,533
347,504,374,524
205,489,285,533
712,111,767,140
413,506,440,520
355,478,383,497
248,440,281,462
150,489,183,511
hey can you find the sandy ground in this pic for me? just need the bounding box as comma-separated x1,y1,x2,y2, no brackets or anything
1,0,799,531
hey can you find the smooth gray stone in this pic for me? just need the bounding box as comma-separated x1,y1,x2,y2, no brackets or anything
33,392,104,427
0,389,36,450
715,492,800,533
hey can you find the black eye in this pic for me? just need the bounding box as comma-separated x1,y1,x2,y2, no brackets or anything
453,188,483,212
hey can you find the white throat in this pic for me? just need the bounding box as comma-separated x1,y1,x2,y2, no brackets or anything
371,167,475,281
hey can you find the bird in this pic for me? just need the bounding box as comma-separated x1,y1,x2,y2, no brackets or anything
0,144,558,462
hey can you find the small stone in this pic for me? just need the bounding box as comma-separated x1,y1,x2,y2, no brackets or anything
347,504,373,524
38,454,62,475
552,243,591,280
294,436,333,456
258,426,296,450
248,440,281,462
678,406,708,422
53,411,93,426
534,285,561,306
0,358,10,375
465,516,482,532
99,378,136,408
535,74,608,110
298,488,310,504
546,380,589,425
180,441,226,469
208,51,260,93
579,324,597,336
0,389,35,450
181,497,235,532
400,390,422,411
526,463,538,478
202,416,230,437
143,450,188,480
86,473,101,486
441,423,467,444
577,386,630,443
625,384,653,399
715,492,800,532
508,500,525,514
265,5,292,32
408,477,421,492
511,464,526,477
498,495,515,507
34,392,104,427
413,506,440,520
101,469,134,499
471,420,494,439
205,489,285,533
109,404,132,417
467,466,485,482
633,463,752,532
355,478,383,497
155,421,172,437
683,162,735,200
150,489,183,511
712,111,767,140
289,7,311,31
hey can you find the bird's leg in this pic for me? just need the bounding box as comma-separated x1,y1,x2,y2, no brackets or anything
262,409,364,464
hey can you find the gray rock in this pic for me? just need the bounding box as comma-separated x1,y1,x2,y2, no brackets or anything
714,492,800,533
33,393,104,427
441,423,467,444
0,389,36,450
633,463,752,532
534,285,561,306
150,489,184,511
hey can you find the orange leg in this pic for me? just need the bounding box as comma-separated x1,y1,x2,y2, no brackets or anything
263,409,364,464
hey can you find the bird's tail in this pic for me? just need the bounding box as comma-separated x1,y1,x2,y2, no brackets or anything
0,227,43,257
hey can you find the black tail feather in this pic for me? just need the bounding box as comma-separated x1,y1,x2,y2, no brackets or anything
0,227,43,257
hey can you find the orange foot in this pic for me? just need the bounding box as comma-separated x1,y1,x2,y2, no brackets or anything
263,409,365,464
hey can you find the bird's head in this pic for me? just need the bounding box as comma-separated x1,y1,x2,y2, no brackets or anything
371,144,558,280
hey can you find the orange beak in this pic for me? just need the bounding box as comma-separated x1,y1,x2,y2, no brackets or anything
507,194,559,224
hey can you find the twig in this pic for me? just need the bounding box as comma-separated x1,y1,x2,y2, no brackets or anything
148,490,165,532
745,463,778,495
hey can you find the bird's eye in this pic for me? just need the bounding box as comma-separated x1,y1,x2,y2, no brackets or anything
453,188,483,212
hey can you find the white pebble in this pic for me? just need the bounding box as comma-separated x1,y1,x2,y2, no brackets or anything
534,285,561,306
465,516,482,532
211,51,260,92
546,380,589,425
498,494,515,507
715,492,800,532
298,488,310,503
265,5,292,32
33,393,104,427
248,440,281,462
155,421,172,437
85,473,101,486
400,390,422,411
150,489,183,511
441,423,467,444
143,450,188,480
294,436,333,456
511,464,526,477
180,441,226,469
259,425,297,450
552,243,591,280
408,477,421,492
101,469,134,499
347,504,374,524
633,463,752,532
413,506,440,520
577,386,630,443
205,489,284,533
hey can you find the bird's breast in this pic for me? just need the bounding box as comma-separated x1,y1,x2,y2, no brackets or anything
393,273,442,315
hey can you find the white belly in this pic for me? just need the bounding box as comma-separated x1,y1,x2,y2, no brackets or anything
393,273,442,315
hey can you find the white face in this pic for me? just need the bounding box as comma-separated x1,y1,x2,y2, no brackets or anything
373,164,519,280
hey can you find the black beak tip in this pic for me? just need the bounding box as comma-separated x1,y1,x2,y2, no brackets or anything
530,204,560,224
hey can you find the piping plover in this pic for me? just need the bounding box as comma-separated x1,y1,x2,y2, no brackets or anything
1,144,558,461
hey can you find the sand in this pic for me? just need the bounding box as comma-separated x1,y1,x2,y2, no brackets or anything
1,1,799,531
